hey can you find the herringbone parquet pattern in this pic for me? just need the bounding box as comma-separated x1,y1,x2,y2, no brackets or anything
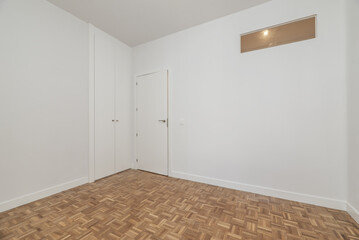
0,170,358,240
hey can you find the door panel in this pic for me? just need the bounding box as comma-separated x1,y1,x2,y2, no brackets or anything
136,71,168,176
94,32,116,180
114,44,133,173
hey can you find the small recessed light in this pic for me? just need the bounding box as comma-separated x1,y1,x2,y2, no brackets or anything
263,30,269,36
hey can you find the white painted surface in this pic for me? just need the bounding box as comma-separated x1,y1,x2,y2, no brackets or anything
134,0,348,208
0,0,89,207
94,29,116,180
114,31,134,174
88,25,96,183
346,0,359,223
92,27,134,180
136,71,168,175
46,0,270,46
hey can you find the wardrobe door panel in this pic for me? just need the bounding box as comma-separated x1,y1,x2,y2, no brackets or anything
94,31,116,180
114,44,133,173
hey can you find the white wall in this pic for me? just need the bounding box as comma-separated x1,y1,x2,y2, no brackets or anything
0,0,89,210
346,0,359,222
134,0,348,209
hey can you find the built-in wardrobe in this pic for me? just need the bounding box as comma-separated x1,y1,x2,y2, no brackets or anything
89,26,133,182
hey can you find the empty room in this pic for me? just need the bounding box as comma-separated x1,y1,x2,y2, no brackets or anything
1,0,359,239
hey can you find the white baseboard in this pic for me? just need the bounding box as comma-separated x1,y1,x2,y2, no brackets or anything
347,202,359,224
1,171,354,223
171,171,346,211
0,177,88,213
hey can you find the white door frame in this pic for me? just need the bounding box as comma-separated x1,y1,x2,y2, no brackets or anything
134,70,172,176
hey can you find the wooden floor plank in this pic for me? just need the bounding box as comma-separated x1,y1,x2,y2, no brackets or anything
0,170,358,239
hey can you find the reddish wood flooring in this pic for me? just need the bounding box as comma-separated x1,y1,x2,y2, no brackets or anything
0,170,358,240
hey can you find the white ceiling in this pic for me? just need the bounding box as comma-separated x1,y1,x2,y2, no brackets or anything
47,0,270,47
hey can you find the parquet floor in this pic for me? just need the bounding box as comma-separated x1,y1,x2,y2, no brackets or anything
0,170,358,240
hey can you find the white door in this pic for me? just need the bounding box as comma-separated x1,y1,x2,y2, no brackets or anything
136,71,168,175
94,32,116,180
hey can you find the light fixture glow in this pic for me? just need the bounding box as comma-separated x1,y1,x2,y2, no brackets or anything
263,30,269,36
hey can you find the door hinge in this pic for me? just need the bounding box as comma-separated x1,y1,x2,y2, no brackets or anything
136,108,138,111
136,133,138,137
136,159,139,162
136,82,138,86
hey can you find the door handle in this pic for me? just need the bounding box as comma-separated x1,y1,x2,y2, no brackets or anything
158,120,166,123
